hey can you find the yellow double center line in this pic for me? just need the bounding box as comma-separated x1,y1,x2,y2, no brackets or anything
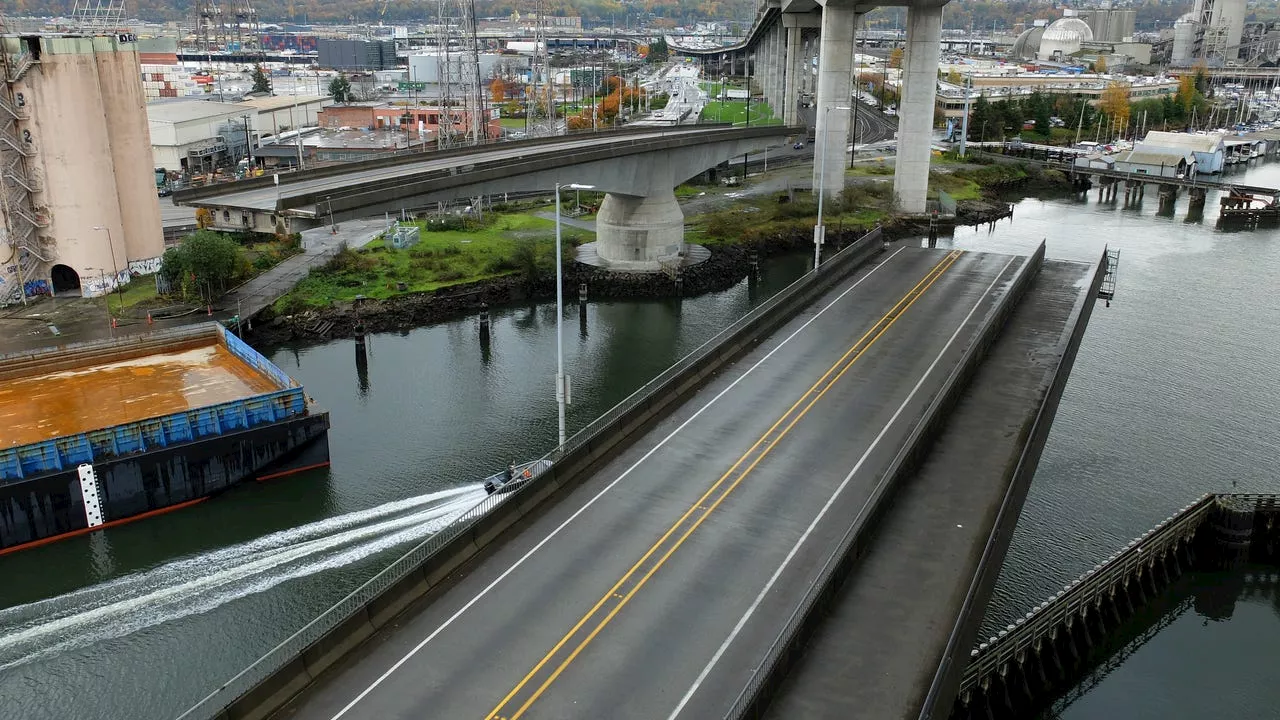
485,250,964,720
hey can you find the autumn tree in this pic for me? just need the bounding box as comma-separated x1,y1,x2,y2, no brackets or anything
888,47,903,69
1099,81,1131,131
1176,73,1197,114
946,68,962,85
1093,55,1107,74
491,77,506,102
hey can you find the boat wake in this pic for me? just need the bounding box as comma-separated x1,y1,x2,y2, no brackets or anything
0,485,486,670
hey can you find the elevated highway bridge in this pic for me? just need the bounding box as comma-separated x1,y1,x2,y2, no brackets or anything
174,126,797,272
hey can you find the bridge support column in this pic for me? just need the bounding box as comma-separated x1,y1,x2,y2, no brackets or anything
813,5,856,199
771,24,784,114
783,26,802,126
893,3,944,213
594,188,684,267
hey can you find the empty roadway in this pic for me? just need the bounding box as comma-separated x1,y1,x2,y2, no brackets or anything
280,246,1022,720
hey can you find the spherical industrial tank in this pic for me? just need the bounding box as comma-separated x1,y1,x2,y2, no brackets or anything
1038,18,1094,61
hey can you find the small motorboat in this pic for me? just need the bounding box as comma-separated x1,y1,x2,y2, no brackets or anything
483,459,553,495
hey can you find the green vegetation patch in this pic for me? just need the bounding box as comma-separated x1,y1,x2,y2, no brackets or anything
276,211,590,312
688,184,891,247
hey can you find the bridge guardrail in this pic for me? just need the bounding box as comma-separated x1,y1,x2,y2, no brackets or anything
177,227,885,720
722,241,1047,720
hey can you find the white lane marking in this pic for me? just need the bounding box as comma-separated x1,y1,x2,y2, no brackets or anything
666,255,1019,720
324,249,910,720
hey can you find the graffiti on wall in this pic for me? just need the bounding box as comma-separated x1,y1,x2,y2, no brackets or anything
24,279,50,296
129,256,163,276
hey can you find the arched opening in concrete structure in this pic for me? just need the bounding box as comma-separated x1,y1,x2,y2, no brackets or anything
50,264,80,293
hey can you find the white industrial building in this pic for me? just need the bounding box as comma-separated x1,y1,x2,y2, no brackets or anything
148,100,257,174
1142,130,1226,173
1171,0,1247,64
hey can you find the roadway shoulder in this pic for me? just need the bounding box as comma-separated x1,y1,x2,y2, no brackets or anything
761,256,1101,720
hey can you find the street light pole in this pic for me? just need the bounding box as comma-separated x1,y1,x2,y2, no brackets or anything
93,225,123,314
815,105,851,269
553,181,593,447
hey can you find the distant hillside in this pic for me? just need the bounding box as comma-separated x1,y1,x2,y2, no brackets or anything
2,0,754,28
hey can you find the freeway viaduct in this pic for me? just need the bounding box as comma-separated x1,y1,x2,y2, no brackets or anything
174,126,794,272
184,236,1106,720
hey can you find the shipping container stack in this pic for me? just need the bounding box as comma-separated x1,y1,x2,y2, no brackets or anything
138,52,204,99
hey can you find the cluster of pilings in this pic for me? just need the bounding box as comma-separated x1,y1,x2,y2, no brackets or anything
951,494,1280,720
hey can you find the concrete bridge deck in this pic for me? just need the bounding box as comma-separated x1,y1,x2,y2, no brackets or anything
175,126,795,221
762,256,1101,720
262,243,1083,720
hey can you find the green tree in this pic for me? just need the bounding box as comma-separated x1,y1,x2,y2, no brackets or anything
970,95,993,141
160,230,245,300
329,72,353,103
251,64,272,94
645,37,669,63
1030,92,1053,137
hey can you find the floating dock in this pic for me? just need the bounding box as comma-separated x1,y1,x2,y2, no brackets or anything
0,323,330,553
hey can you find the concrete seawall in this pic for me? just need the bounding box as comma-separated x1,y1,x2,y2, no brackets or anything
917,245,1109,720
723,242,1048,719
186,229,887,720
951,493,1280,720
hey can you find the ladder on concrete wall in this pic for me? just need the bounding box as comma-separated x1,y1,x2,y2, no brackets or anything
1098,247,1120,304
0,43,48,306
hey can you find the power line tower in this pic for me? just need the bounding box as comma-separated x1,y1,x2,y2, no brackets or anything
457,0,485,145
527,0,556,137
434,0,459,149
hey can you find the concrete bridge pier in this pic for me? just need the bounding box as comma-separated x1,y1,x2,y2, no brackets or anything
783,26,801,125
892,3,945,212
594,187,685,267
813,4,856,199
1188,187,1206,206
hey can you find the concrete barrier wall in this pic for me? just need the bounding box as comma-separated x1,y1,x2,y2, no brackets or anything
725,242,1047,720
916,246,1108,720
203,230,885,720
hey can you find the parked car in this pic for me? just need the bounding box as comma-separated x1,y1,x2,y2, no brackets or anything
793,141,805,150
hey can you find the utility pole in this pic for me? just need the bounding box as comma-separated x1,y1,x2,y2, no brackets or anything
959,72,971,157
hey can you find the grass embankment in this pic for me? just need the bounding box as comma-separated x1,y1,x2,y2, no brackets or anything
846,156,1037,202
698,100,779,126
686,183,892,247
276,211,592,312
